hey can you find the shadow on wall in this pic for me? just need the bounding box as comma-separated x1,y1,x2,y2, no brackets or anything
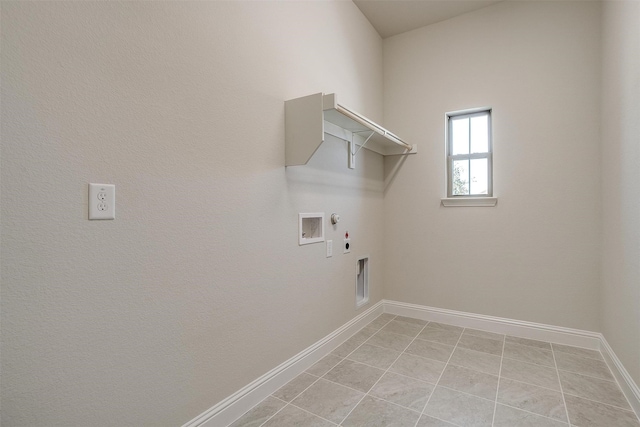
383,154,409,194
286,135,385,195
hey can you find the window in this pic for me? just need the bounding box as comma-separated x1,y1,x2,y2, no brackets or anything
446,108,492,198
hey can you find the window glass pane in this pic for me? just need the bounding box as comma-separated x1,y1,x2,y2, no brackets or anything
451,118,469,155
452,159,469,195
470,158,488,195
470,114,488,154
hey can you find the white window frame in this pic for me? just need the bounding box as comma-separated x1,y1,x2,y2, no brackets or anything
445,108,494,201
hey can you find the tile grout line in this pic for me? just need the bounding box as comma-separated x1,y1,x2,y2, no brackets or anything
359,394,422,416
342,356,437,384
552,347,612,366
501,354,555,368
551,342,606,361
497,375,563,394
505,342,555,359
500,354,615,384
328,314,400,426
412,326,466,427
367,319,436,425
286,401,341,426
337,318,432,426
551,345,573,427
502,347,558,370
228,395,288,427
505,336,554,351
314,373,381,396
254,314,395,427
515,342,609,373
309,314,397,426
505,339,553,350
555,366,615,382
555,350,606,362
447,360,499,377
497,402,571,426
354,340,404,353
461,332,506,342
435,384,499,404
561,391,639,413
313,372,438,416
424,415,463,427
257,360,344,426
490,336,506,427
253,396,289,427
339,315,396,360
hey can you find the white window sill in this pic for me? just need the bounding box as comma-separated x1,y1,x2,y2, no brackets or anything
441,197,498,207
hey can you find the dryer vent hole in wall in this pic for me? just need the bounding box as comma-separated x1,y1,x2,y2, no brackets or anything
356,256,369,308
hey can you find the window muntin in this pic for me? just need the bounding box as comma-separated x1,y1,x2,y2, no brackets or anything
447,109,492,197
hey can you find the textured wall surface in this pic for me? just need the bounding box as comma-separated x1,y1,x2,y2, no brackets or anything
600,0,640,386
3,1,639,425
382,1,602,331
1,2,384,425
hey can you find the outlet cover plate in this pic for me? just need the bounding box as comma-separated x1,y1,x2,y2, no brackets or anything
89,183,115,220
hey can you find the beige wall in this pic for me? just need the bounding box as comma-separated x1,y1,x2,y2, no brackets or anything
3,1,639,425
601,1,640,385
382,1,602,331
1,2,384,425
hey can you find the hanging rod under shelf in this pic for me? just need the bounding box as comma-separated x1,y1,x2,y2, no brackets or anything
323,94,413,152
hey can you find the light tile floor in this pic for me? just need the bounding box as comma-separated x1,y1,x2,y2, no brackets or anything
229,314,640,427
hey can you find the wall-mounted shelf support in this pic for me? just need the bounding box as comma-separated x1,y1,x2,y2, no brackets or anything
285,93,417,168
349,131,375,169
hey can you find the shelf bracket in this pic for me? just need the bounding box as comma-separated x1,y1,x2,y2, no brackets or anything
348,130,375,169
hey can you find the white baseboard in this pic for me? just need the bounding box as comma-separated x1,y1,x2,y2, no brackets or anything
599,335,640,416
183,299,639,426
182,301,384,427
382,300,601,349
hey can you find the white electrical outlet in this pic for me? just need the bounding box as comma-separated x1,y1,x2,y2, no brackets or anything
89,183,115,220
326,240,333,257
344,238,351,254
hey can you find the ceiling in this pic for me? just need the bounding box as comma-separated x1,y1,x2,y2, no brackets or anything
353,0,503,38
